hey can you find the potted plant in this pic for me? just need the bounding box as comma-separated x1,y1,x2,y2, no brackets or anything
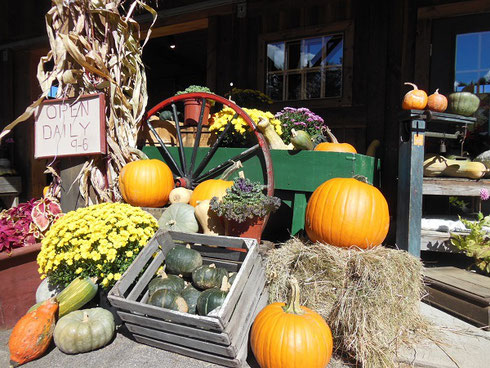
274,106,327,146
209,176,281,242
175,85,214,126
0,197,62,329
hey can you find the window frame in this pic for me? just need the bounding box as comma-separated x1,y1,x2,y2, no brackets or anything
257,21,354,109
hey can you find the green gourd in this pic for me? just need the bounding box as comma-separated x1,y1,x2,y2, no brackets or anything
290,129,314,150
147,289,188,313
53,308,115,354
447,92,480,116
148,271,185,295
35,277,63,303
165,245,203,276
192,264,229,290
196,277,231,316
158,203,199,233
181,284,202,314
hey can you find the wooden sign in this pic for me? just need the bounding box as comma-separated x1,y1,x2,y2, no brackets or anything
34,94,106,159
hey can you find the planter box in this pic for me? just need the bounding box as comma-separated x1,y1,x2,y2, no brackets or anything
108,230,267,367
0,243,42,329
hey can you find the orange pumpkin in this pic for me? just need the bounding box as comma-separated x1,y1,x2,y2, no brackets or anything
189,179,233,207
251,277,333,368
427,89,448,112
305,176,389,249
9,298,58,367
119,159,174,207
402,82,428,110
314,127,357,153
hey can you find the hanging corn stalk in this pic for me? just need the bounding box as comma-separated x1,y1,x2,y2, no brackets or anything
0,0,157,204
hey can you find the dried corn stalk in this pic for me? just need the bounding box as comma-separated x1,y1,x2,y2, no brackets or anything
0,0,157,204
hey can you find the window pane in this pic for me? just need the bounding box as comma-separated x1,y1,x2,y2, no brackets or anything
266,74,283,100
481,32,490,69
324,35,343,65
455,71,479,91
267,42,285,71
306,71,321,98
325,68,342,97
303,37,322,68
455,33,479,71
287,74,302,100
287,41,301,69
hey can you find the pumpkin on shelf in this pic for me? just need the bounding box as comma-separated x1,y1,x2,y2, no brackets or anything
53,307,115,354
290,129,314,150
250,277,333,368
119,158,175,207
305,176,389,249
9,298,58,367
314,127,357,153
402,82,428,110
427,89,448,112
447,92,480,116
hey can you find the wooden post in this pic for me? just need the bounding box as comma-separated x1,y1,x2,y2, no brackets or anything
59,156,86,212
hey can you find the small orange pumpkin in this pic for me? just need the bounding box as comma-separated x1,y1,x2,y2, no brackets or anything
119,159,174,207
9,298,58,367
314,127,357,153
402,82,428,110
305,176,389,248
427,89,448,112
251,277,333,368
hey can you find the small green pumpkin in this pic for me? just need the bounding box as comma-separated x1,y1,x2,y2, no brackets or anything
447,92,480,116
148,271,185,295
181,284,202,314
53,307,115,354
165,245,203,276
192,264,229,290
290,129,314,150
148,289,188,313
196,277,231,316
158,203,199,233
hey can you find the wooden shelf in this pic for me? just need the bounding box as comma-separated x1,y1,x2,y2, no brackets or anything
423,177,490,196
420,229,462,252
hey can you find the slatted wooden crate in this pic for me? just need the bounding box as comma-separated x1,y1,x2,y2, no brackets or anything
107,230,268,367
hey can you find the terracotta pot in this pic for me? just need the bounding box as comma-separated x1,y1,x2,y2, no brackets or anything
224,216,265,246
0,243,42,329
183,98,211,126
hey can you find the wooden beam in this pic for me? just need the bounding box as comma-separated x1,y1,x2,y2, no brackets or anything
142,18,208,40
418,0,490,19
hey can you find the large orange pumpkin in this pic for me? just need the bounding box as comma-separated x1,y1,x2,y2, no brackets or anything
119,159,174,207
314,127,357,153
9,298,58,367
189,179,233,207
305,177,389,248
250,278,333,368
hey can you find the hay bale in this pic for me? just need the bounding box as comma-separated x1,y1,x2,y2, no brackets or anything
265,239,433,367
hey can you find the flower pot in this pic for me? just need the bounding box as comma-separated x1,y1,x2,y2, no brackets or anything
224,216,265,245
0,243,42,329
183,98,211,126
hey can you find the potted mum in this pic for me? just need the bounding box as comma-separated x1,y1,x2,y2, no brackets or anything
275,107,327,146
175,85,214,126
209,176,281,242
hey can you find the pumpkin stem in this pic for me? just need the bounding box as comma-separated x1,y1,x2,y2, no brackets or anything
220,275,231,292
82,311,90,323
221,160,243,180
353,175,369,184
128,147,149,160
283,277,305,315
325,126,339,144
434,88,440,94
404,82,418,90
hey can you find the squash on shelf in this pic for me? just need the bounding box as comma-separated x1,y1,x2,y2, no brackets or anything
314,127,357,153
194,199,225,235
402,82,428,110
169,187,193,204
424,154,487,179
257,116,293,150
158,203,199,233
290,129,314,150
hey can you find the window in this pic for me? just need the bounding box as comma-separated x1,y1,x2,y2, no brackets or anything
266,34,343,101
454,31,490,93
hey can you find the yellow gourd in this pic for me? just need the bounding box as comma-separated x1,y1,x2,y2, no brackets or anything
257,116,293,150
424,154,487,179
169,187,193,204
194,200,224,236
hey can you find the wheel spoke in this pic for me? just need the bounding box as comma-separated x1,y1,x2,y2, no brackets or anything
172,103,188,176
195,144,260,183
188,97,207,176
192,112,238,179
147,119,185,178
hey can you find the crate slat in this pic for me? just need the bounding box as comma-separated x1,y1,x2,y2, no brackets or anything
127,251,165,301
118,311,231,345
168,231,251,249
191,244,247,262
202,257,241,272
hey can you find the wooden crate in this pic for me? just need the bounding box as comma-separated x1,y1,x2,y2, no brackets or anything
107,230,268,367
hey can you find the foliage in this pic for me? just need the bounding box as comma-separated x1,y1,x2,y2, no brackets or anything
225,88,273,110
175,85,212,95
37,203,158,289
451,213,490,274
0,198,62,253
209,177,281,223
209,107,282,147
275,107,327,144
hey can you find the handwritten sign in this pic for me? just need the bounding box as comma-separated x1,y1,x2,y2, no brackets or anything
34,94,106,159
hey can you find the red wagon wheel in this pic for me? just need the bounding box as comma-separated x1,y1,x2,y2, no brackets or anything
144,92,274,198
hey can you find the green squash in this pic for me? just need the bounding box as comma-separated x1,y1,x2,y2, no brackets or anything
165,246,203,276
448,92,480,116
158,203,199,233
35,276,63,303
228,272,237,285
148,272,185,295
290,129,314,150
147,289,188,313
192,264,229,290
196,276,231,316
53,307,115,354
181,284,202,314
